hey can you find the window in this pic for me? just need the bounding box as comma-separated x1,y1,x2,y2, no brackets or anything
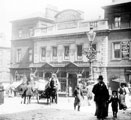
18,30,22,38
64,46,69,59
113,42,121,59
29,28,34,36
130,42,131,58
92,44,96,50
28,48,33,62
16,49,22,62
77,45,82,57
41,47,46,58
52,47,57,57
114,17,121,28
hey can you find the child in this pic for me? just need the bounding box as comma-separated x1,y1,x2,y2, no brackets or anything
74,85,84,111
108,90,119,118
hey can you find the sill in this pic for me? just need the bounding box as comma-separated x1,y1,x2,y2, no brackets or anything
111,58,121,61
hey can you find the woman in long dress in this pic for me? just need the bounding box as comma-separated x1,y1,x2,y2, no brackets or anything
118,83,127,110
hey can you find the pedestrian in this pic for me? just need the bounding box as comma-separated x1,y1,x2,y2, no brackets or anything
48,73,60,103
118,83,127,110
92,75,109,120
73,84,84,111
20,83,27,104
86,84,93,106
26,81,33,104
108,90,119,118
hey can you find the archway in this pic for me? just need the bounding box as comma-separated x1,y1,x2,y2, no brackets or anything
68,73,77,96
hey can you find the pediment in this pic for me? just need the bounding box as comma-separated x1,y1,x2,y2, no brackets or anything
65,62,78,68
55,9,83,22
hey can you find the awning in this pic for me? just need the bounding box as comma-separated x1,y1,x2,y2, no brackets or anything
29,63,44,68
10,63,30,69
10,80,23,90
74,62,90,67
112,78,126,83
29,63,53,68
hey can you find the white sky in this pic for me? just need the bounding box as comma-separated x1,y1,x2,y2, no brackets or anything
0,0,112,43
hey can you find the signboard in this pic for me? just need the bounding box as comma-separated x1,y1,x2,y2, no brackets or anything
121,41,130,59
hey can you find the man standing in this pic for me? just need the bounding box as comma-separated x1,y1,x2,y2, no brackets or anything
92,75,109,120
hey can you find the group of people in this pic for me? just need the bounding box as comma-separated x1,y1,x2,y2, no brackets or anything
20,73,60,104
73,75,129,120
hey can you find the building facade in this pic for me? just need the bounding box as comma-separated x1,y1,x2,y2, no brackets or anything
103,1,131,90
10,9,109,96
0,33,10,85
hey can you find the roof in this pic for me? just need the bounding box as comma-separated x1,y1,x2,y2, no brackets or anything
11,12,55,23
102,0,131,9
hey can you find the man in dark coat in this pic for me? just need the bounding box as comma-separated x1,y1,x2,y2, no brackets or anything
92,75,109,120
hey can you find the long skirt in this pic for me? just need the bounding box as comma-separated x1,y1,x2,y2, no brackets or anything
119,94,127,110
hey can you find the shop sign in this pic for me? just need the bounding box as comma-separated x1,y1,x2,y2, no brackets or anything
121,41,130,59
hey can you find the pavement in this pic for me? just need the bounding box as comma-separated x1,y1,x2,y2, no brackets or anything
0,96,131,120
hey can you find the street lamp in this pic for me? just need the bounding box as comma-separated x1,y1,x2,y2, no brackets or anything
83,26,97,81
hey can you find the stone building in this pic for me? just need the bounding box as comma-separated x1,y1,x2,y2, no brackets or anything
10,8,109,96
103,0,131,90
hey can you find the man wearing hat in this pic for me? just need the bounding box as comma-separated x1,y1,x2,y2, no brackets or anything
92,75,109,120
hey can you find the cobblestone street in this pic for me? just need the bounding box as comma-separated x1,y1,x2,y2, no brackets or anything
0,97,131,120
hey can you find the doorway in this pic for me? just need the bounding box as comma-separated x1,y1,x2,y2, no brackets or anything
68,73,77,96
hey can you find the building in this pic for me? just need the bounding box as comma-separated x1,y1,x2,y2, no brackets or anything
103,0,131,90
10,8,109,96
0,33,10,86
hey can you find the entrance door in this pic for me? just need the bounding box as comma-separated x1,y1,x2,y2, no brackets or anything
68,73,77,96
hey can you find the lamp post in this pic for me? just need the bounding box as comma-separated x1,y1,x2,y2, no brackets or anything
83,26,97,81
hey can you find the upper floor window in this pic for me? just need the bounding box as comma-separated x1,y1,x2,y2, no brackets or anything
29,28,34,37
64,46,69,59
41,47,46,58
77,45,82,57
52,47,57,57
18,30,22,38
16,49,22,63
112,42,121,59
129,41,131,58
114,17,121,28
28,48,33,62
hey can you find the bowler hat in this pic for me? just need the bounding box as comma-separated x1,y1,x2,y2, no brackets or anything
98,75,103,80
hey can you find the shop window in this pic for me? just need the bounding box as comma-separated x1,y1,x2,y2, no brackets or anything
112,42,121,59
114,17,121,28
16,49,22,63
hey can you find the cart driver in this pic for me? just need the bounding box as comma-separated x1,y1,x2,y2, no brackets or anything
49,73,60,91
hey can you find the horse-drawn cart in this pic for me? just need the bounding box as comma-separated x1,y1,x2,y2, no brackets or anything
34,79,58,104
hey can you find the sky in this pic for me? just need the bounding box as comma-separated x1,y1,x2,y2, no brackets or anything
0,0,112,45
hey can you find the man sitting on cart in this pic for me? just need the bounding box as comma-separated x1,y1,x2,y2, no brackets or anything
49,73,60,91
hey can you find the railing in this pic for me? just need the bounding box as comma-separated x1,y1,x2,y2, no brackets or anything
14,19,109,39
34,19,109,37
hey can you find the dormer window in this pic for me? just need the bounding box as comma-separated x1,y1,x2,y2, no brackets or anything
114,17,121,28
